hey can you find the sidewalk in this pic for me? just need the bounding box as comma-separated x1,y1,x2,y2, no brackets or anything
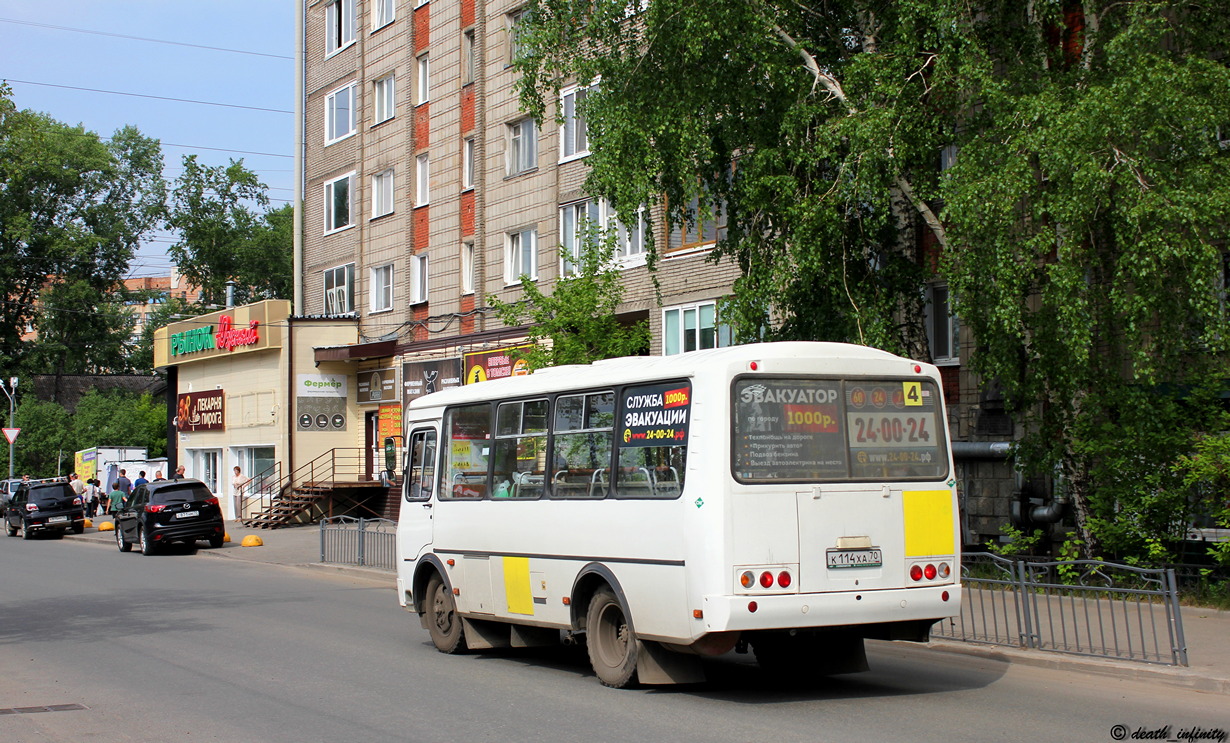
64,518,1230,695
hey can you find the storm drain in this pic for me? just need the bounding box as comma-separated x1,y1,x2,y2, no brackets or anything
0,704,89,715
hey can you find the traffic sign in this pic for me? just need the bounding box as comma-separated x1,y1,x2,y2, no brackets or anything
2,428,19,444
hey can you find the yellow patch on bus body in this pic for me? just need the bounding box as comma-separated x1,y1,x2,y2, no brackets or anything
503,556,534,615
902,490,955,557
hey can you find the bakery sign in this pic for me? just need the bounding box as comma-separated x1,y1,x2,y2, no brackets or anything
176,390,225,432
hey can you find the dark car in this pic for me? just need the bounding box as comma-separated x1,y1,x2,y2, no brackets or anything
115,478,225,555
5,481,86,539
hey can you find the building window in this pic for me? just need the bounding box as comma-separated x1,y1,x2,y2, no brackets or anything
416,153,430,206
507,8,530,66
614,207,646,265
326,0,356,55
560,84,593,161
505,228,537,283
507,118,537,176
463,30,476,84
323,172,354,233
372,169,394,218
926,285,960,364
667,194,726,254
662,302,730,355
416,54,430,105
324,263,355,315
410,254,429,305
325,82,357,144
373,0,394,30
371,264,393,313
560,199,606,276
462,137,475,189
373,75,395,124
461,241,475,294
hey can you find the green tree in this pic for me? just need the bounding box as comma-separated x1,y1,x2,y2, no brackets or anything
166,156,291,306
939,3,1230,557
12,398,73,477
517,1,1230,560
0,85,166,377
71,389,167,459
489,239,649,370
25,280,137,376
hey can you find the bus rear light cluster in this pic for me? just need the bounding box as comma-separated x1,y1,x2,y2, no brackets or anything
909,561,951,582
738,568,795,592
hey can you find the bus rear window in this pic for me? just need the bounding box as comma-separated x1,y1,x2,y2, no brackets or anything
732,378,948,482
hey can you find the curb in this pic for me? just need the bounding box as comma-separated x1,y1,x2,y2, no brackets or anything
926,640,1230,696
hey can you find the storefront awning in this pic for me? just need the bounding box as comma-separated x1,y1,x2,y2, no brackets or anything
313,339,396,363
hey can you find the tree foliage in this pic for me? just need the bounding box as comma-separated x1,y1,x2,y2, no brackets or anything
517,1,1230,559
0,85,166,378
11,390,167,477
489,240,649,369
165,156,291,306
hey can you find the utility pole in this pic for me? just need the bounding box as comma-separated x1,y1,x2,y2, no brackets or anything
2,377,17,479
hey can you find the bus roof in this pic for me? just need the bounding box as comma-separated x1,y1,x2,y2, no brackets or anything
407,341,921,412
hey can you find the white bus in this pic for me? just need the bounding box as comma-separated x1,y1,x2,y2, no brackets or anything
393,342,960,687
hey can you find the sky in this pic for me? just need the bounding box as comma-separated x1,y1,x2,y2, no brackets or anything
0,0,297,279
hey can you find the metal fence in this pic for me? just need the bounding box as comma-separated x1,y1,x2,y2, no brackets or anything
319,516,397,571
933,552,1188,666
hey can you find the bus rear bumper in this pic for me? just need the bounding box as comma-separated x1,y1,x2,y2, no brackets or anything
701,584,961,633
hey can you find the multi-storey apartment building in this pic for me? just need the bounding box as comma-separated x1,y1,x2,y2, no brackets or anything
299,0,741,442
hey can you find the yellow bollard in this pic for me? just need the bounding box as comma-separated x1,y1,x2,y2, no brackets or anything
83,518,93,529
241,535,264,547
223,532,232,543
98,521,114,532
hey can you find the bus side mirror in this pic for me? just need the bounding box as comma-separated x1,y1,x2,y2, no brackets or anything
382,437,398,480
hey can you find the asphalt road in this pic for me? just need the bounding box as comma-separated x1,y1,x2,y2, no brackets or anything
2,534,1226,743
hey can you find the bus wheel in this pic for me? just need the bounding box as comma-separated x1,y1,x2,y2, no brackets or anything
425,574,466,653
586,587,638,688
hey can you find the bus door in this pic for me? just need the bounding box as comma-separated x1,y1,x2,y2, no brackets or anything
399,426,439,563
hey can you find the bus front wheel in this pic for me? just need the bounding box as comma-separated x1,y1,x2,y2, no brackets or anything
425,574,466,653
586,587,638,688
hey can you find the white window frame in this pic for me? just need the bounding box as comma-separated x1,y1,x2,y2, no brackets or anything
507,118,537,176
560,199,608,277
461,241,475,295
416,54,430,105
326,0,357,56
614,206,647,267
463,30,476,84
371,168,394,219
559,83,594,162
925,284,960,364
323,172,355,234
409,254,429,305
505,228,537,284
507,8,529,66
416,153,430,206
462,137,475,189
325,82,357,144
370,264,394,313
372,0,395,30
373,75,395,124
662,301,731,356
324,263,355,315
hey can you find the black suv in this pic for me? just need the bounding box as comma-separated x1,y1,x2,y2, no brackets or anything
5,481,86,539
115,479,225,555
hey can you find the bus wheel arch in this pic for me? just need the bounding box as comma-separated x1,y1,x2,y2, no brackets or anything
411,555,451,615
571,564,639,688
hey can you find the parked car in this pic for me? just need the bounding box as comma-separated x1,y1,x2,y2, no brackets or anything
114,479,225,555
5,481,86,539
0,478,21,508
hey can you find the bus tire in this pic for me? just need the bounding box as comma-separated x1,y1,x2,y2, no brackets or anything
586,587,638,688
425,573,466,653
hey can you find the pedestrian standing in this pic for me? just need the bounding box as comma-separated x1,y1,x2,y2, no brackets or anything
112,469,132,497
171,465,186,481
85,479,100,517
133,471,148,488
107,483,125,516
153,470,165,481
231,466,249,520
69,473,85,499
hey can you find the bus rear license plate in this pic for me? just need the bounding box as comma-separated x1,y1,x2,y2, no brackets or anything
826,548,882,569
176,511,199,519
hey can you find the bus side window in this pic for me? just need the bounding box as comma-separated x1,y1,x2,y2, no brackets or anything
441,403,491,499
550,392,614,499
405,429,437,502
614,382,688,499
493,399,548,499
